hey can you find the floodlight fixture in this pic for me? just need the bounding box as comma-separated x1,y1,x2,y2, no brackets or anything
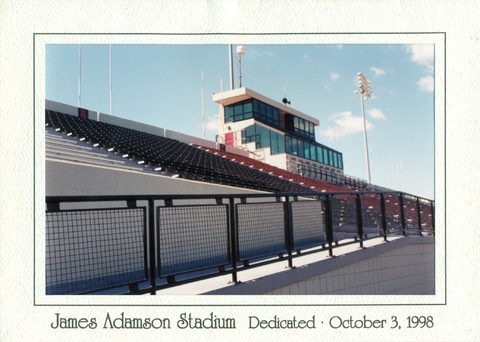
356,72,372,184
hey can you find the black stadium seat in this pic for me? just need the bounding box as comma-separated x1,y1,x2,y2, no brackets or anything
45,110,317,193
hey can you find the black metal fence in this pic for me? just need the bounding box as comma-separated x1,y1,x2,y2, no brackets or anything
45,191,434,295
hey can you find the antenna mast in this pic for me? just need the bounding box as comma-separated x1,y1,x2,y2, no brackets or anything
236,45,245,87
201,70,205,139
78,44,82,107
229,45,234,90
109,44,113,115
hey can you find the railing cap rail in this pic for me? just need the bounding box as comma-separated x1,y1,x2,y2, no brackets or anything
46,190,433,204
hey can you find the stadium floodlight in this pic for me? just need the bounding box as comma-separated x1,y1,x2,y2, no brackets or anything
356,72,372,184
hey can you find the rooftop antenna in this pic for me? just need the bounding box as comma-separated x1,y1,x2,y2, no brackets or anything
201,70,205,139
218,78,224,143
78,44,82,107
109,44,113,115
236,45,245,87
282,86,291,105
229,45,234,90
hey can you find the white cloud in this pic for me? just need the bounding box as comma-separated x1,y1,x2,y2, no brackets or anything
245,48,261,60
406,44,434,71
320,111,373,138
330,72,339,81
370,67,386,77
245,48,273,60
416,75,434,92
368,107,386,120
337,44,343,49
205,114,219,132
302,54,312,60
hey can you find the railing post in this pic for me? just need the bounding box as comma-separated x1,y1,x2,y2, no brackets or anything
355,194,365,248
228,197,238,284
398,193,407,236
284,196,294,268
380,193,388,242
324,195,334,257
416,197,423,236
148,198,157,295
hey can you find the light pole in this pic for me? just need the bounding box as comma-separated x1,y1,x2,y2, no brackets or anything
355,72,372,184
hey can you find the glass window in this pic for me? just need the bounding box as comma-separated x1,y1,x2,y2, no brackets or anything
255,125,269,149
323,148,329,165
333,152,338,168
244,101,252,113
266,105,273,119
253,99,260,113
304,142,310,159
310,144,317,162
278,134,285,153
292,138,298,155
299,118,305,131
329,150,333,167
225,106,233,122
298,139,304,158
338,154,343,169
255,133,261,149
285,135,292,154
271,131,278,155
294,116,299,129
241,125,255,144
273,108,280,126
234,104,243,115
317,146,323,163
244,111,253,119
259,102,266,117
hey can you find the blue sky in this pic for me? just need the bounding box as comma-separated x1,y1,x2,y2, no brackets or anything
45,44,434,199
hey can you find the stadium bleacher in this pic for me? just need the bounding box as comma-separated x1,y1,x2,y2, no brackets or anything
46,109,339,193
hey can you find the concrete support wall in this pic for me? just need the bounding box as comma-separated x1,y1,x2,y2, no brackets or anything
46,160,262,197
266,241,434,295
206,237,434,295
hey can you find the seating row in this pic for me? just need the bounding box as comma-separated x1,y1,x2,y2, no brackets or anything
45,110,317,193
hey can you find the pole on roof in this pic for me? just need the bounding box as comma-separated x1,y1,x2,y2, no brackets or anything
78,44,82,108
229,44,234,90
202,70,205,139
109,44,113,115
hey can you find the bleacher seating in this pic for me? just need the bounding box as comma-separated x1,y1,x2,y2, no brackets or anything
45,110,319,193
195,146,353,193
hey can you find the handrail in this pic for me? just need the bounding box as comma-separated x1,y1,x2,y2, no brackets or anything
45,190,434,295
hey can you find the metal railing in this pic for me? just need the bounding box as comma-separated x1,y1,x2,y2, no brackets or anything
45,190,434,295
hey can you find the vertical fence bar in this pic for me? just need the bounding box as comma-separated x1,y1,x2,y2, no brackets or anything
228,197,238,284
324,195,334,257
380,193,388,242
398,193,407,236
355,194,364,248
416,197,423,236
284,196,293,268
148,198,157,295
